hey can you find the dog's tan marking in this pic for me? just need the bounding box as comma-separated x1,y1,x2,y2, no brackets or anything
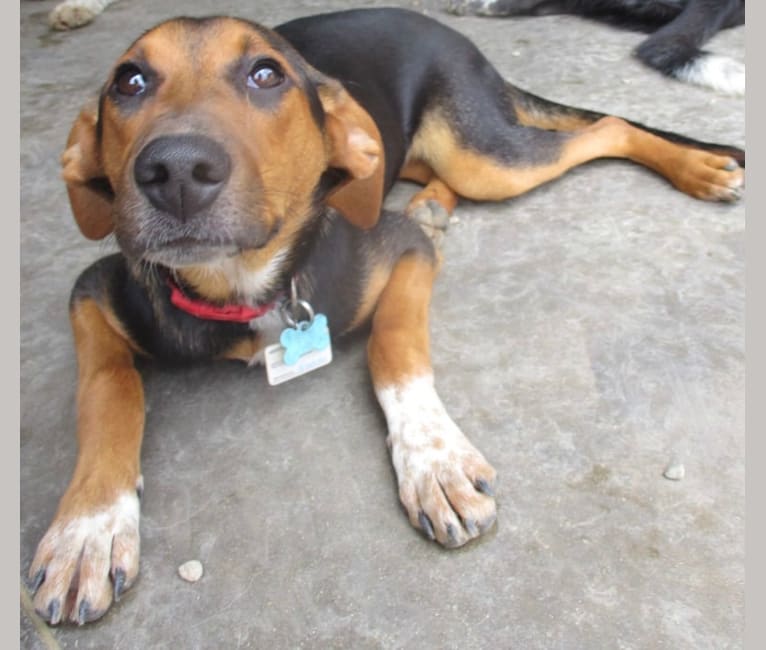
514,103,596,131
219,334,263,362
399,159,435,184
399,159,459,216
367,254,435,387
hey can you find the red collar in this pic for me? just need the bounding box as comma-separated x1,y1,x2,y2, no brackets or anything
167,274,277,323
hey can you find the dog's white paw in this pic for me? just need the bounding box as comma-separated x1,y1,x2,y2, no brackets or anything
377,376,497,547
28,490,141,625
676,54,745,97
48,0,114,31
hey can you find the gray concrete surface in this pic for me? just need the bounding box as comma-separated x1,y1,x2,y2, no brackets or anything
20,0,745,647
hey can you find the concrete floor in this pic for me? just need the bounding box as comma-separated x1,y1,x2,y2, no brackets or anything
20,0,745,648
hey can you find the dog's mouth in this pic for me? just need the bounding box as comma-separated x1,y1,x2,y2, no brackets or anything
141,239,242,268
121,214,284,269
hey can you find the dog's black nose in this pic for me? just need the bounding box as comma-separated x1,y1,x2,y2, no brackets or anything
134,135,231,220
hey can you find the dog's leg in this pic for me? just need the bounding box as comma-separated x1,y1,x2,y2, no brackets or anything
410,110,744,204
368,252,497,548
28,298,144,625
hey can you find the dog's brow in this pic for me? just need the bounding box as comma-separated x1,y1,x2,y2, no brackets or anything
237,34,262,57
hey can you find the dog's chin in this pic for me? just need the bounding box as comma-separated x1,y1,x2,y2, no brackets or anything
141,243,241,269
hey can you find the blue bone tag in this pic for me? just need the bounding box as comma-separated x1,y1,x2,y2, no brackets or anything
280,314,330,365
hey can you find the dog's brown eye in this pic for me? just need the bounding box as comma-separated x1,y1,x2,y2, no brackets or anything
114,65,147,96
248,62,284,89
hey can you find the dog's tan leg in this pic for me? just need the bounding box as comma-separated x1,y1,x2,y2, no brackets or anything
29,298,144,625
412,113,744,203
368,253,497,548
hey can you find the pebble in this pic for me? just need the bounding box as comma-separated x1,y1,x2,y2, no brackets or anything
663,461,685,481
178,560,204,583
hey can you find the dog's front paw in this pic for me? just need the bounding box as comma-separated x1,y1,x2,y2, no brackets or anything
378,377,497,548
28,488,141,625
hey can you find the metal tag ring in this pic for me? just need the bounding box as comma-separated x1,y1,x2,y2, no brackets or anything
281,298,315,329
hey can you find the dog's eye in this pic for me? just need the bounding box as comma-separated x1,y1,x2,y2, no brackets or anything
247,61,284,89
114,64,147,97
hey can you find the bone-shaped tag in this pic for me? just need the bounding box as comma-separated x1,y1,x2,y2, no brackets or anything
280,314,330,365
264,313,332,386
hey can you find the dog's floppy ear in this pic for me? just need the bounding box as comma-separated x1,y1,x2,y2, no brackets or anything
60,101,114,240
318,81,384,229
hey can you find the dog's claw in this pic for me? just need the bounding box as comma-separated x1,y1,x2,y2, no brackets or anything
724,160,738,171
28,567,45,594
418,510,436,541
77,599,91,626
474,478,495,497
445,523,460,547
45,599,61,625
464,518,479,536
113,568,126,601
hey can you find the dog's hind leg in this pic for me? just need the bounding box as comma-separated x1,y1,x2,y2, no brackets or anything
367,252,497,548
28,297,144,625
407,88,744,205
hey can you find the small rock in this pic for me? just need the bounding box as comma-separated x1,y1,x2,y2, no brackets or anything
663,461,685,481
178,560,204,583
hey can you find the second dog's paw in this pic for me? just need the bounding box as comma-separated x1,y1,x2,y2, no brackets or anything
48,1,102,31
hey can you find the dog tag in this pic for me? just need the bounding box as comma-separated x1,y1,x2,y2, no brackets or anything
264,314,332,386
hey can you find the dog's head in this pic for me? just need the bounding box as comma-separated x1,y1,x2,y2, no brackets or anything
62,16,383,295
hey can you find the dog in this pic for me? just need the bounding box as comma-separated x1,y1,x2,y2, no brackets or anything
446,0,745,95
26,7,744,625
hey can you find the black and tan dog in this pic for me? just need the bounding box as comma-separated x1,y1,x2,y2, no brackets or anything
28,7,744,625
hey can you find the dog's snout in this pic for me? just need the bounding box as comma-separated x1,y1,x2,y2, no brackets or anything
134,135,231,220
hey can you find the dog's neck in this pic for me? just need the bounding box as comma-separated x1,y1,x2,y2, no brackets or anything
166,207,328,307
